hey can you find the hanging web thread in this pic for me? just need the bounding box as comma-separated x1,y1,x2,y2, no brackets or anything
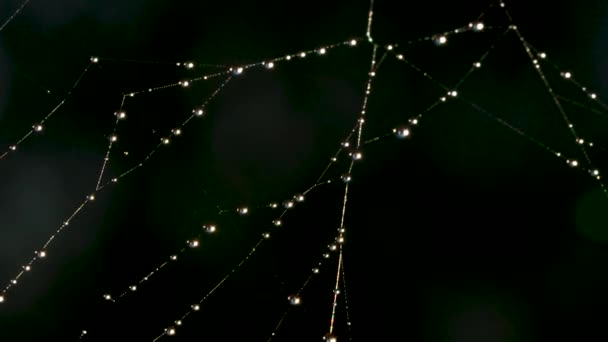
341,256,353,340
329,43,378,336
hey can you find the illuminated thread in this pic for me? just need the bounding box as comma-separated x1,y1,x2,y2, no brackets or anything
366,0,375,42
389,10,500,49
517,41,608,112
94,57,227,68
267,309,292,342
0,63,93,161
341,256,353,340
514,32,593,165
329,250,343,335
114,76,233,182
1,199,89,297
329,44,378,336
95,95,127,190
124,71,227,97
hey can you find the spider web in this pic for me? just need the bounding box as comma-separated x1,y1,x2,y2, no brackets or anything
0,0,608,341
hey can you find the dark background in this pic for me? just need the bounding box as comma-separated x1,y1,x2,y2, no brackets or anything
0,0,607,341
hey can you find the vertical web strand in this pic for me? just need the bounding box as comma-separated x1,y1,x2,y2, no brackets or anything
366,0,375,42
329,249,343,335
329,43,378,336
341,256,353,340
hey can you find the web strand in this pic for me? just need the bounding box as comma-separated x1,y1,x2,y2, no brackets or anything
108,76,233,184
151,239,264,342
96,57,228,69
366,0,374,42
267,232,342,341
119,38,361,98
267,308,292,342
94,95,127,190
1,199,89,297
0,63,93,161
328,44,378,338
0,0,31,32
341,256,353,340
